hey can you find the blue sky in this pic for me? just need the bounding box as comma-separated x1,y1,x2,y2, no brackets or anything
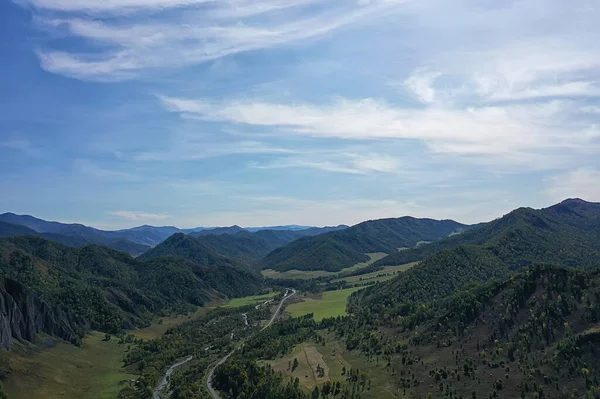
1,0,599,229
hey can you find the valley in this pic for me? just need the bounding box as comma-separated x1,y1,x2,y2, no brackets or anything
286,287,365,321
2,199,600,399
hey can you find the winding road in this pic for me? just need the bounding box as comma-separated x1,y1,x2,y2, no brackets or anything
153,355,193,399
206,288,297,399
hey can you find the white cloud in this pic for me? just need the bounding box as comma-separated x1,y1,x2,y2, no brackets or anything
133,140,295,162
73,159,139,180
404,69,441,104
546,168,600,202
19,0,211,12
19,0,324,14
29,1,408,80
107,210,170,221
251,152,404,175
160,96,597,161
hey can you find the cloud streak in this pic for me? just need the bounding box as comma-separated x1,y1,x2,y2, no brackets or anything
29,0,407,80
160,95,597,162
107,210,170,221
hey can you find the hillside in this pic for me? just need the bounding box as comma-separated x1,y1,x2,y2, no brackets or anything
373,198,600,268
0,215,152,256
143,226,350,269
0,235,261,347
261,217,468,272
338,266,600,398
352,198,600,318
138,233,245,268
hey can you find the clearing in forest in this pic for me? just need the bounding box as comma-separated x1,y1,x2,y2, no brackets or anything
268,343,334,391
286,286,364,321
221,291,277,308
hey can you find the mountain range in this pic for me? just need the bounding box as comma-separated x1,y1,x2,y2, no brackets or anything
260,217,474,272
0,212,349,257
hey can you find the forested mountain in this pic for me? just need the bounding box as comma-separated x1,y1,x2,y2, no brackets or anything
374,198,600,268
352,198,600,318
189,225,245,237
337,266,600,398
261,217,469,272
0,220,151,256
142,226,350,269
0,236,260,348
0,214,152,256
0,213,348,259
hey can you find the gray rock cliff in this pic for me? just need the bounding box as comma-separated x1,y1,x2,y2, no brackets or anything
0,277,80,349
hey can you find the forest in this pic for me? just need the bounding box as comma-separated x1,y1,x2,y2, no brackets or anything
2,199,600,398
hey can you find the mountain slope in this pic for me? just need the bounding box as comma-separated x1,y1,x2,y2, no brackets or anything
138,233,243,268
0,235,261,346
340,266,600,398
0,219,151,256
261,217,468,272
352,198,600,318
373,198,600,267
143,225,351,269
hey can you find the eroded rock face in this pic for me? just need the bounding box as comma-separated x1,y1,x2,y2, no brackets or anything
0,277,80,349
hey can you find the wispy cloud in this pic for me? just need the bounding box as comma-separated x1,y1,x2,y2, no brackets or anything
133,139,295,162
73,159,139,181
160,96,597,162
28,0,408,80
106,210,169,221
403,69,441,104
0,138,39,156
250,152,404,175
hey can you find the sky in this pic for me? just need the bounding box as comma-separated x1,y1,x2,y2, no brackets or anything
1,0,599,230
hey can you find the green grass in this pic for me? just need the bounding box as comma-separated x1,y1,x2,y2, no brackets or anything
332,262,417,284
262,253,387,280
221,292,278,308
132,307,210,340
267,333,398,398
286,287,365,321
2,331,136,399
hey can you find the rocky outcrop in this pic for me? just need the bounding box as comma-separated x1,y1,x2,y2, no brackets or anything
0,277,80,349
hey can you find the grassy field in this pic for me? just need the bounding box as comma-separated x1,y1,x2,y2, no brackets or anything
132,307,210,340
286,286,365,321
333,262,417,284
1,332,136,399
268,342,342,391
268,335,397,398
262,253,387,280
221,291,278,308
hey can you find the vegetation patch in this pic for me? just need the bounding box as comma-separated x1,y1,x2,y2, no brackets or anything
332,262,417,284
221,291,277,308
286,287,365,321
1,332,135,399
268,343,331,391
131,307,211,340
262,253,387,280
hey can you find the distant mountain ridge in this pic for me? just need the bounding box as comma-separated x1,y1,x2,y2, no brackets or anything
0,220,151,256
0,213,348,256
355,198,600,315
142,225,349,268
372,198,600,268
261,217,471,272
